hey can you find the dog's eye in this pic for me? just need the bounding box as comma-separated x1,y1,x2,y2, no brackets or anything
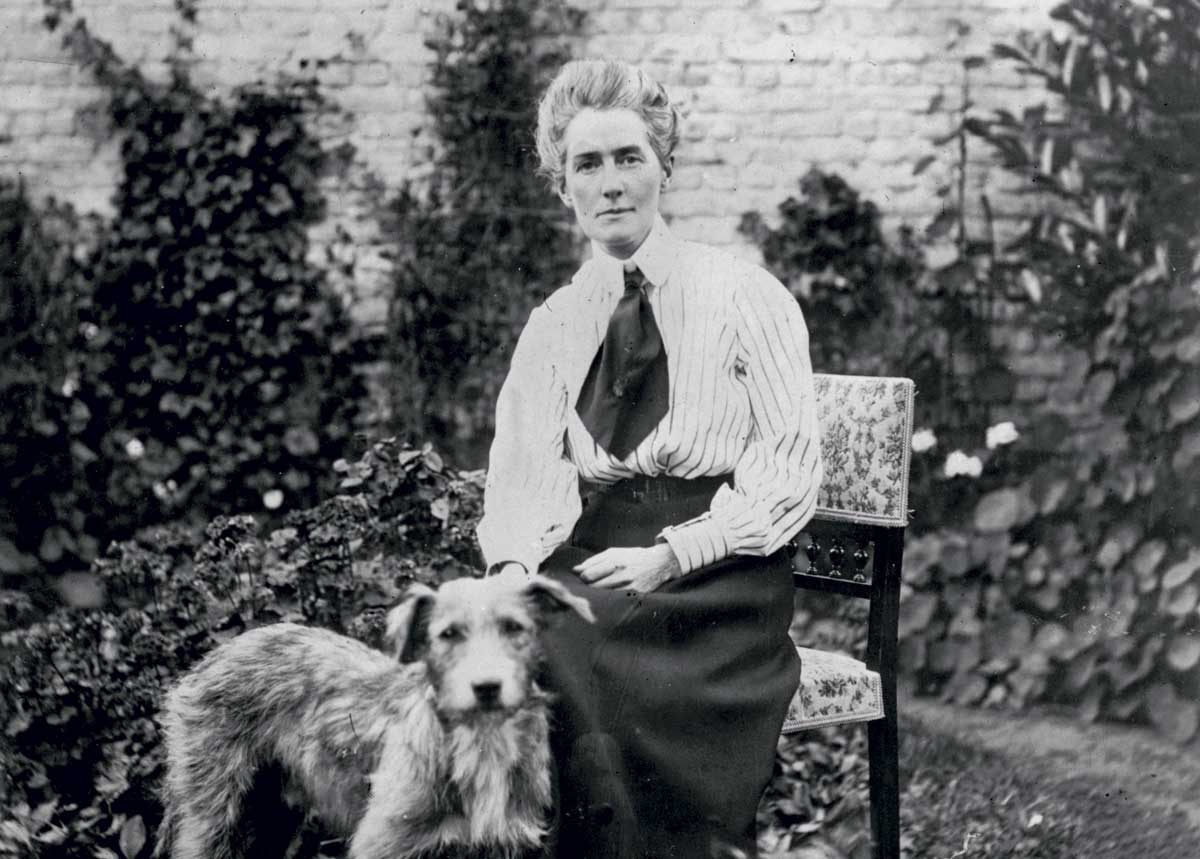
499,619,526,637
438,625,464,642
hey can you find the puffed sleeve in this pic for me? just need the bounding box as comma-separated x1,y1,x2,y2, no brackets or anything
476,303,582,573
658,268,823,574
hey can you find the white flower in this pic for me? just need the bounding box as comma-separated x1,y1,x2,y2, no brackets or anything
263,489,284,510
944,450,984,479
986,420,1020,449
153,482,170,501
125,438,145,459
81,322,99,341
61,375,79,397
911,428,938,453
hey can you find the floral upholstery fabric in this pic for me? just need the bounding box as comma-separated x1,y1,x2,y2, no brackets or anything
813,374,914,527
783,647,883,733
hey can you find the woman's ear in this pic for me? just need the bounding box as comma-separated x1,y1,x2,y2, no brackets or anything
556,175,573,208
660,156,674,190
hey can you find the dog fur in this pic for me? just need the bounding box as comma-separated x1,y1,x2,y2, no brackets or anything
156,571,594,859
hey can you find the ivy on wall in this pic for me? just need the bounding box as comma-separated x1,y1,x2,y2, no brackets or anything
0,0,366,593
384,0,584,467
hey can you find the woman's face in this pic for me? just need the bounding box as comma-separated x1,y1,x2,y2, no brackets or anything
557,107,670,260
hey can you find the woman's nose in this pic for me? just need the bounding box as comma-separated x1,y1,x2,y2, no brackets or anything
600,163,624,197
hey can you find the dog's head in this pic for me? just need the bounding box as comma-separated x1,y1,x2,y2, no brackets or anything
386,571,594,719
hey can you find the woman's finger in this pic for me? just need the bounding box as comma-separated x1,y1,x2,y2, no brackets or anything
588,568,634,589
574,549,616,572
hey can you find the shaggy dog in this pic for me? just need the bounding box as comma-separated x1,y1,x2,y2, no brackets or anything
156,571,594,859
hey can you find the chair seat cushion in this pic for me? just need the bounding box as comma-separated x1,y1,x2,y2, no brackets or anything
782,647,884,733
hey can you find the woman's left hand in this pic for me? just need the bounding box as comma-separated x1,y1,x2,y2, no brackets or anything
574,544,683,593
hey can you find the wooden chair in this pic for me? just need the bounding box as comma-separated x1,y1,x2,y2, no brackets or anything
779,374,914,859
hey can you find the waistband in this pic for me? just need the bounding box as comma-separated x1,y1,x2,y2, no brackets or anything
580,473,732,505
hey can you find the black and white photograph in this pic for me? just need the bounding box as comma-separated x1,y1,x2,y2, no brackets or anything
2,0,1198,857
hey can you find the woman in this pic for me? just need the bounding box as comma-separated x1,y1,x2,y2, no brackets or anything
477,59,823,858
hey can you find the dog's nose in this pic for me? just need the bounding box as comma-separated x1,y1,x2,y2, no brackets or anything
473,681,502,708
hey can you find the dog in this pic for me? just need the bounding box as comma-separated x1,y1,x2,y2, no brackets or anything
156,570,594,859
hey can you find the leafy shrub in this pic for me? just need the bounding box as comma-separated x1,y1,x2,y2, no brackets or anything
0,178,98,610
744,2,1200,743
0,439,483,858
739,169,921,376
0,5,367,584
384,0,583,467
740,166,1037,534
898,0,1200,741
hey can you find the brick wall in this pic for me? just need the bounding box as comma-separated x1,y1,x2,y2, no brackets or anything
1,0,1059,331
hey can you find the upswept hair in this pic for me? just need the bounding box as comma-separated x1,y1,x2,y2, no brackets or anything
535,59,682,188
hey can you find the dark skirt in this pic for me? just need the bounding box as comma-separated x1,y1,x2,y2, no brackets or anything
538,476,801,859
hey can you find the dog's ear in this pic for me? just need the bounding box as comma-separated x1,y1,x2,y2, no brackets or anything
523,575,596,626
387,584,437,662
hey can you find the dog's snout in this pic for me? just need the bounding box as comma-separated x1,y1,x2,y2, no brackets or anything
473,681,502,708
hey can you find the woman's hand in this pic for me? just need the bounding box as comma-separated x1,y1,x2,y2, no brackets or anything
573,544,682,593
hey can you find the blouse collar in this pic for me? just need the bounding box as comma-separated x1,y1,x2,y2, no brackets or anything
589,214,679,289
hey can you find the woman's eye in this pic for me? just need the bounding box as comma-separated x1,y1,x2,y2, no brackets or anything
576,160,598,173
620,154,643,166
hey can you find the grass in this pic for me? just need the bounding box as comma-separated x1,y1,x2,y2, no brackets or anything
763,710,1200,858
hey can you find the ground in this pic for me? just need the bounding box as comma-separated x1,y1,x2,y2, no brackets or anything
898,694,1200,858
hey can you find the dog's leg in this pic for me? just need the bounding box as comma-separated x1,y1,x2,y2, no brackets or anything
348,729,465,859
162,721,260,859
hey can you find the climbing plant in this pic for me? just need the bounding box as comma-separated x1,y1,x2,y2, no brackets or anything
1,0,367,584
384,0,584,466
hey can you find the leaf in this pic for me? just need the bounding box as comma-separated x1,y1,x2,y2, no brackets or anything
1146,683,1199,744
1166,635,1200,673
912,155,937,176
0,537,36,575
992,43,1029,64
1166,373,1200,428
1097,72,1113,112
118,815,146,859
899,591,937,639
925,208,957,241
1019,268,1043,303
1131,540,1167,582
422,449,444,472
429,497,450,524
973,488,1028,533
1162,551,1200,590
70,440,98,464
1164,583,1199,617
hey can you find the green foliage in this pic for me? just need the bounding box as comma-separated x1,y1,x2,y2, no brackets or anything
740,167,1033,533
0,4,367,585
0,439,483,858
743,3,1200,742
738,169,920,375
384,0,583,466
896,0,1200,742
0,179,97,608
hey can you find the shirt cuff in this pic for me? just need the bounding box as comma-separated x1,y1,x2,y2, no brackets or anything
486,560,529,576
480,540,545,578
658,514,732,575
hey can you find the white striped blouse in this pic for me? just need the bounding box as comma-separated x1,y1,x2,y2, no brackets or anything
477,215,823,576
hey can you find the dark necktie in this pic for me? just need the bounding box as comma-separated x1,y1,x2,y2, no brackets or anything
575,265,669,460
